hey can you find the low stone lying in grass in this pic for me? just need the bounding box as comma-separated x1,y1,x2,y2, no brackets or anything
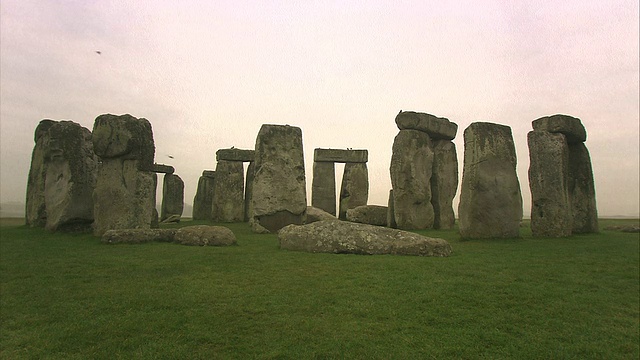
102,226,236,246
278,220,452,256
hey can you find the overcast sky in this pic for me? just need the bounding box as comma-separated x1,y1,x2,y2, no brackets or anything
1,0,638,217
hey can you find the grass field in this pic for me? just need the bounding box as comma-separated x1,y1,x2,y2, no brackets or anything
1,218,638,359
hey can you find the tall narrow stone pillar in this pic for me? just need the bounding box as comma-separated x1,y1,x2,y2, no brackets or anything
192,171,215,221
312,161,337,216
161,173,184,222
212,160,244,222
338,163,369,220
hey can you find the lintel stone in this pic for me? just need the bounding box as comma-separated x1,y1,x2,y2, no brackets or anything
532,114,587,143
314,148,368,163
151,163,175,174
202,170,215,178
216,148,255,162
395,111,458,140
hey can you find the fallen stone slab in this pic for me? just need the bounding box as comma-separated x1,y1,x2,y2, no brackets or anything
314,148,368,163
346,205,388,226
278,220,452,257
395,111,458,140
532,114,587,143
174,225,237,246
216,148,255,162
101,228,177,244
305,206,337,223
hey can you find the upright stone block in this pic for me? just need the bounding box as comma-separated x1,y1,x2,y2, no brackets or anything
26,120,57,227
312,161,337,216
92,114,157,236
338,163,369,219
192,171,215,221
528,131,572,237
390,129,434,229
251,124,307,233
458,122,523,239
211,160,244,222
43,121,98,231
161,174,184,222
568,143,598,233
431,140,458,230
244,162,255,222
387,189,397,228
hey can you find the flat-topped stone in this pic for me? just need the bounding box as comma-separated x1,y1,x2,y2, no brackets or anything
395,111,458,140
216,148,255,162
202,170,215,178
314,148,368,163
532,114,586,143
151,163,175,174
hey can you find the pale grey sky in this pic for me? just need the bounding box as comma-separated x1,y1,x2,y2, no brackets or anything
1,0,638,217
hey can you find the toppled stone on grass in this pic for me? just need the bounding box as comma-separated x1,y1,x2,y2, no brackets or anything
101,225,237,246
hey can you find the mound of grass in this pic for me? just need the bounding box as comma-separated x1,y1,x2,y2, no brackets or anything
1,219,638,359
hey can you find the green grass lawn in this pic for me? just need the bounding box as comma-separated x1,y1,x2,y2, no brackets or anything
1,218,638,359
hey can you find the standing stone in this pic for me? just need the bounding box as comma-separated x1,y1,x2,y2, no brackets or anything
26,120,57,227
431,140,458,230
568,143,599,233
160,174,184,222
192,171,215,220
43,121,98,231
458,122,523,239
387,189,397,228
244,162,255,222
92,114,157,236
251,124,307,233
211,160,244,222
311,161,337,216
338,163,369,220
390,130,434,229
528,131,572,237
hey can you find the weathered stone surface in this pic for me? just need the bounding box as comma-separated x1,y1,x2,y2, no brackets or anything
192,173,215,220
390,130,434,229
244,162,255,222
346,205,388,226
338,163,369,220
458,122,523,239
431,140,458,230
305,206,338,223
174,225,237,246
216,148,255,162
92,114,157,236
528,131,572,237
211,160,244,222
202,170,216,178
26,120,57,227
395,111,458,140
278,220,452,256
160,174,184,222
43,121,98,231
151,163,175,174
311,161,336,216
101,228,177,244
251,124,307,232
314,148,368,163
387,190,397,228
568,143,598,233
93,160,157,236
532,114,587,144
92,114,155,170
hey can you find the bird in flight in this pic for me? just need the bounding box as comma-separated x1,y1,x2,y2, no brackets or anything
166,155,174,159
95,51,102,55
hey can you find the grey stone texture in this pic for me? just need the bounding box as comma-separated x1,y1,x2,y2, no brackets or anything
431,140,458,230
568,143,599,233
160,174,184,222
395,111,458,140
338,162,369,220
346,205,388,226
532,114,587,144
528,131,573,237
26,120,57,227
314,148,368,163
211,160,245,222
244,162,256,222
216,148,255,162
251,124,307,233
278,220,452,257
458,122,523,239
192,172,215,220
151,163,175,174
174,225,237,246
102,228,177,244
311,161,336,216
43,121,98,231
386,190,397,228
390,129,435,229
305,206,338,223
92,114,157,236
